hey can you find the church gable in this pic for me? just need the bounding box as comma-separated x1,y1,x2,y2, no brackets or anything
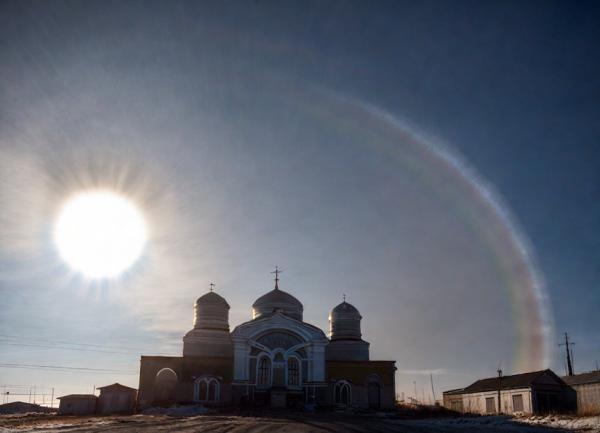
231,311,328,343
256,331,303,350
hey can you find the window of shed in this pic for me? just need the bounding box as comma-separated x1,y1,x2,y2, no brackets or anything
512,394,524,412
485,397,496,413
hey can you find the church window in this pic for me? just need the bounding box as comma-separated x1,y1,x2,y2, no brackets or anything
257,356,271,386
194,377,220,402
200,380,207,400
287,357,300,387
334,380,352,406
208,380,218,401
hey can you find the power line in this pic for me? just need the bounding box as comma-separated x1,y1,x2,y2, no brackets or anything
0,333,176,356
0,333,164,351
0,340,142,355
0,363,137,375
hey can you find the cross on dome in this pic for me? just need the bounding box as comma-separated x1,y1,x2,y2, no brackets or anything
271,266,282,289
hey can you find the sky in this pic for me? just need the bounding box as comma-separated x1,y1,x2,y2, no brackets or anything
0,0,599,404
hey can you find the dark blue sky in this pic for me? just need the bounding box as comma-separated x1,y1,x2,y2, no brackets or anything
0,0,598,398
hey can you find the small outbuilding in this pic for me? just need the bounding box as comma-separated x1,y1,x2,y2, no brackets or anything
57,394,97,415
97,383,137,414
443,369,575,415
563,371,600,415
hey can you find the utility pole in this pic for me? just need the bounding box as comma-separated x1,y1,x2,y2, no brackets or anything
430,373,437,404
497,369,503,414
413,381,418,404
559,332,575,376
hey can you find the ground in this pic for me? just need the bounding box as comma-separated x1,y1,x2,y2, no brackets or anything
1,412,600,433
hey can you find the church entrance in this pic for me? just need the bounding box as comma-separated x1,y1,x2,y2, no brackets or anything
368,382,381,409
153,368,178,406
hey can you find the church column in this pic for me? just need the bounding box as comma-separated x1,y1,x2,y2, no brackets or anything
311,341,328,382
232,337,250,381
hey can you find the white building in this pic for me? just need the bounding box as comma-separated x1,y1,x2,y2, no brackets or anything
443,369,575,415
138,271,396,409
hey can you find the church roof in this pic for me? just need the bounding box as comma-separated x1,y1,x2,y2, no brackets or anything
331,301,361,318
252,287,303,311
196,291,229,308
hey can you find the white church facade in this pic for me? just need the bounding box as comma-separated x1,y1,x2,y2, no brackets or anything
137,271,396,409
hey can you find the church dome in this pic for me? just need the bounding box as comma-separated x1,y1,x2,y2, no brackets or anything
329,301,362,340
193,290,230,331
196,291,229,308
252,287,303,321
184,288,233,357
327,299,370,361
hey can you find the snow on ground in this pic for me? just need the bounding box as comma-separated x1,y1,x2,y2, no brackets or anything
1,412,599,432
517,414,600,432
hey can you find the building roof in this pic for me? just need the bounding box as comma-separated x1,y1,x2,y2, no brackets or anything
252,287,303,310
252,287,303,321
57,394,98,400
562,371,600,386
97,383,137,392
196,291,229,308
331,301,361,318
443,388,466,395
460,369,564,394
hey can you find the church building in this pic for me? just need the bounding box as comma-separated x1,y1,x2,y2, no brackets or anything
137,270,396,409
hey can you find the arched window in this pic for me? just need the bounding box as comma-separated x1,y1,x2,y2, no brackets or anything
154,368,178,404
287,357,300,387
208,379,218,401
334,380,352,406
194,377,220,402
257,356,271,386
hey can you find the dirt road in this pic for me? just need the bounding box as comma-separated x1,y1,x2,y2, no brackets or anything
2,413,589,433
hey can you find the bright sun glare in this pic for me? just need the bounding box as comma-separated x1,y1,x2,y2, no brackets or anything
54,190,147,278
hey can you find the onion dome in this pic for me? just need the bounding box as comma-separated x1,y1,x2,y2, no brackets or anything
329,301,363,340
183,287,233,357
252,288,303,321
326,297,369,361
193,291,230,331
252,267,303,321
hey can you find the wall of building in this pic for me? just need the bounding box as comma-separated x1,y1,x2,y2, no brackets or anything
138,356,183,408
58,397,97,415
443,393,464,412
98,390,137,414
461,389,533,415
572,383,600,415
325,360,396,409
138,355,234,408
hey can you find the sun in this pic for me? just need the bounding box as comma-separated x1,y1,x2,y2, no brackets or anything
54,190,147,278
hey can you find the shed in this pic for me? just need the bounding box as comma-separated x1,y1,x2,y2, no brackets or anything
443,388,465,412
57,394,97,415
97,383,137,414
443,369,575,415
563,371,600,415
